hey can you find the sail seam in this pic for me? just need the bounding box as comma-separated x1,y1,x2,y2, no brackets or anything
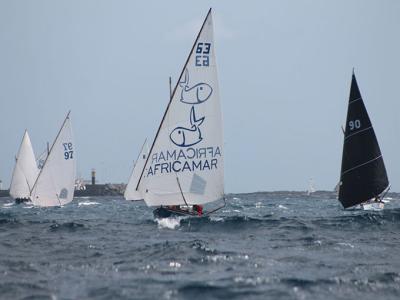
345,126,373,140
349,97,362,104
342,155,382,175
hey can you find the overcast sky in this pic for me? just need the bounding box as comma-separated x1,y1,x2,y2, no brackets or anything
0,0,399,193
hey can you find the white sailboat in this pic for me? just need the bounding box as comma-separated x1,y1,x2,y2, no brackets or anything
30,112,76,207
307,178,316,196
124,140,149,201
135,9,225,218
9,130,39,203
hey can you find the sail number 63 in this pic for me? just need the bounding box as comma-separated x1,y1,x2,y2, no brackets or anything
63,142,74,160
349,120,361,131
195,42,211,67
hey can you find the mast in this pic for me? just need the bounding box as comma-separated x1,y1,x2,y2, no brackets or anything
135,8,212,191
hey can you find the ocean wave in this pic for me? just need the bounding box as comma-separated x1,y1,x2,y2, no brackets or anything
155,216,184,230
49,221,86,232
78,201,100,206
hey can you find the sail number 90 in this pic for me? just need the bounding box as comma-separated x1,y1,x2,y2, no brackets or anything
63,143,74,160
349,120,361,131
195,42,211,67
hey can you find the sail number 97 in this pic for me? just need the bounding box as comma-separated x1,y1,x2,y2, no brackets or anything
349,120,361,131
195,42,211,67
63,143,73,160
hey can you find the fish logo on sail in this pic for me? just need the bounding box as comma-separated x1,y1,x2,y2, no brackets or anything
179,69,213,104
170,106,205,147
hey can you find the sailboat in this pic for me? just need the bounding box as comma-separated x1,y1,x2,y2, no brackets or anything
30,112,76,207
9,130,39,203
124,140,149,201
307,178,316,196
338,72,389,210
135,9,225,218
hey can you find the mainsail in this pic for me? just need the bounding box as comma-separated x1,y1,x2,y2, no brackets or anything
30,112,76,207
9,130,39,199
137,9,224,207
124,140,149,201
338,73,389,208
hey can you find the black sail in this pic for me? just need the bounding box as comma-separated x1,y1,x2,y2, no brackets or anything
338,73,389,208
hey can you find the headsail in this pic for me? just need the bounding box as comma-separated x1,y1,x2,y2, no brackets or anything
338,73,389,208
9,131,39,199
124,140,149,201
30,112,76,207
137,9,224,207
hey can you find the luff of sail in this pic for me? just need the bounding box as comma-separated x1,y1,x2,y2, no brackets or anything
30,112,76,207
124,140,149,201
137,9,224,207
338,73,389,208
9,130,39,200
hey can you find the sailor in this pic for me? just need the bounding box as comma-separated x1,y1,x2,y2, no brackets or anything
193,205,203,216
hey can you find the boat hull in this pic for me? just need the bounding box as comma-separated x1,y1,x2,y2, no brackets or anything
153,207,200,218
15,198,31,204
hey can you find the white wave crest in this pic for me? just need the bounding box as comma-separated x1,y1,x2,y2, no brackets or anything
78,201,100,206
156,217,182,229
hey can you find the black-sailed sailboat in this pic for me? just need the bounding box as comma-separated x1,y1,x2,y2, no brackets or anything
338,72,389,209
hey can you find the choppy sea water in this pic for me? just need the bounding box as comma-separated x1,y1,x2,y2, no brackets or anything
1,191,400,300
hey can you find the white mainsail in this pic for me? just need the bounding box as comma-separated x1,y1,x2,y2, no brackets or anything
137,10,224,207
124,140,149,201
9,130,39,199
30,112,76,207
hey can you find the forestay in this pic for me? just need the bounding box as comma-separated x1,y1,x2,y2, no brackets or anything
338,73,389,208
124,141,149,201
10,131,39,199
138,10,224,207
31,113,76,207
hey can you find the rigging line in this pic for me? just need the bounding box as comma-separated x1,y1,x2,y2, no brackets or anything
176,177,189,206
135,9,212,191
344,126,373,140
341,155,382,175
349,97,362,104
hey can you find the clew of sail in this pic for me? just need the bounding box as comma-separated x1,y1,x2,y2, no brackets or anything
124,140,149,201
137,9,224,207
338,73,389,208
30,112,76,207
10,130,39,199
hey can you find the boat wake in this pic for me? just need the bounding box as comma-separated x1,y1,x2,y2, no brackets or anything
155,217,184,229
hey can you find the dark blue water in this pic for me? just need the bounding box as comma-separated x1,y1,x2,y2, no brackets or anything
1,192,400,300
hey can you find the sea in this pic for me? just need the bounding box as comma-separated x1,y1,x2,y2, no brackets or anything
0,191,399,300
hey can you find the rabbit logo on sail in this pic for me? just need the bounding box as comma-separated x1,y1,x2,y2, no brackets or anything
179,69,213,104
170,107,205,147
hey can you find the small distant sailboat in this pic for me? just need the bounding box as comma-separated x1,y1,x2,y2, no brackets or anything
135,9,225,218
338,72,389,210
30,112,76,207
9,130,39,203
124,140,149,201
307,178,316,196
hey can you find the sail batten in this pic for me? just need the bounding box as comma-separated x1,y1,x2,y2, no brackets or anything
338,74,388,208
138,10,224,207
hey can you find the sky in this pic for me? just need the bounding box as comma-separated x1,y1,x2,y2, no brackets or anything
0,0,399,193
